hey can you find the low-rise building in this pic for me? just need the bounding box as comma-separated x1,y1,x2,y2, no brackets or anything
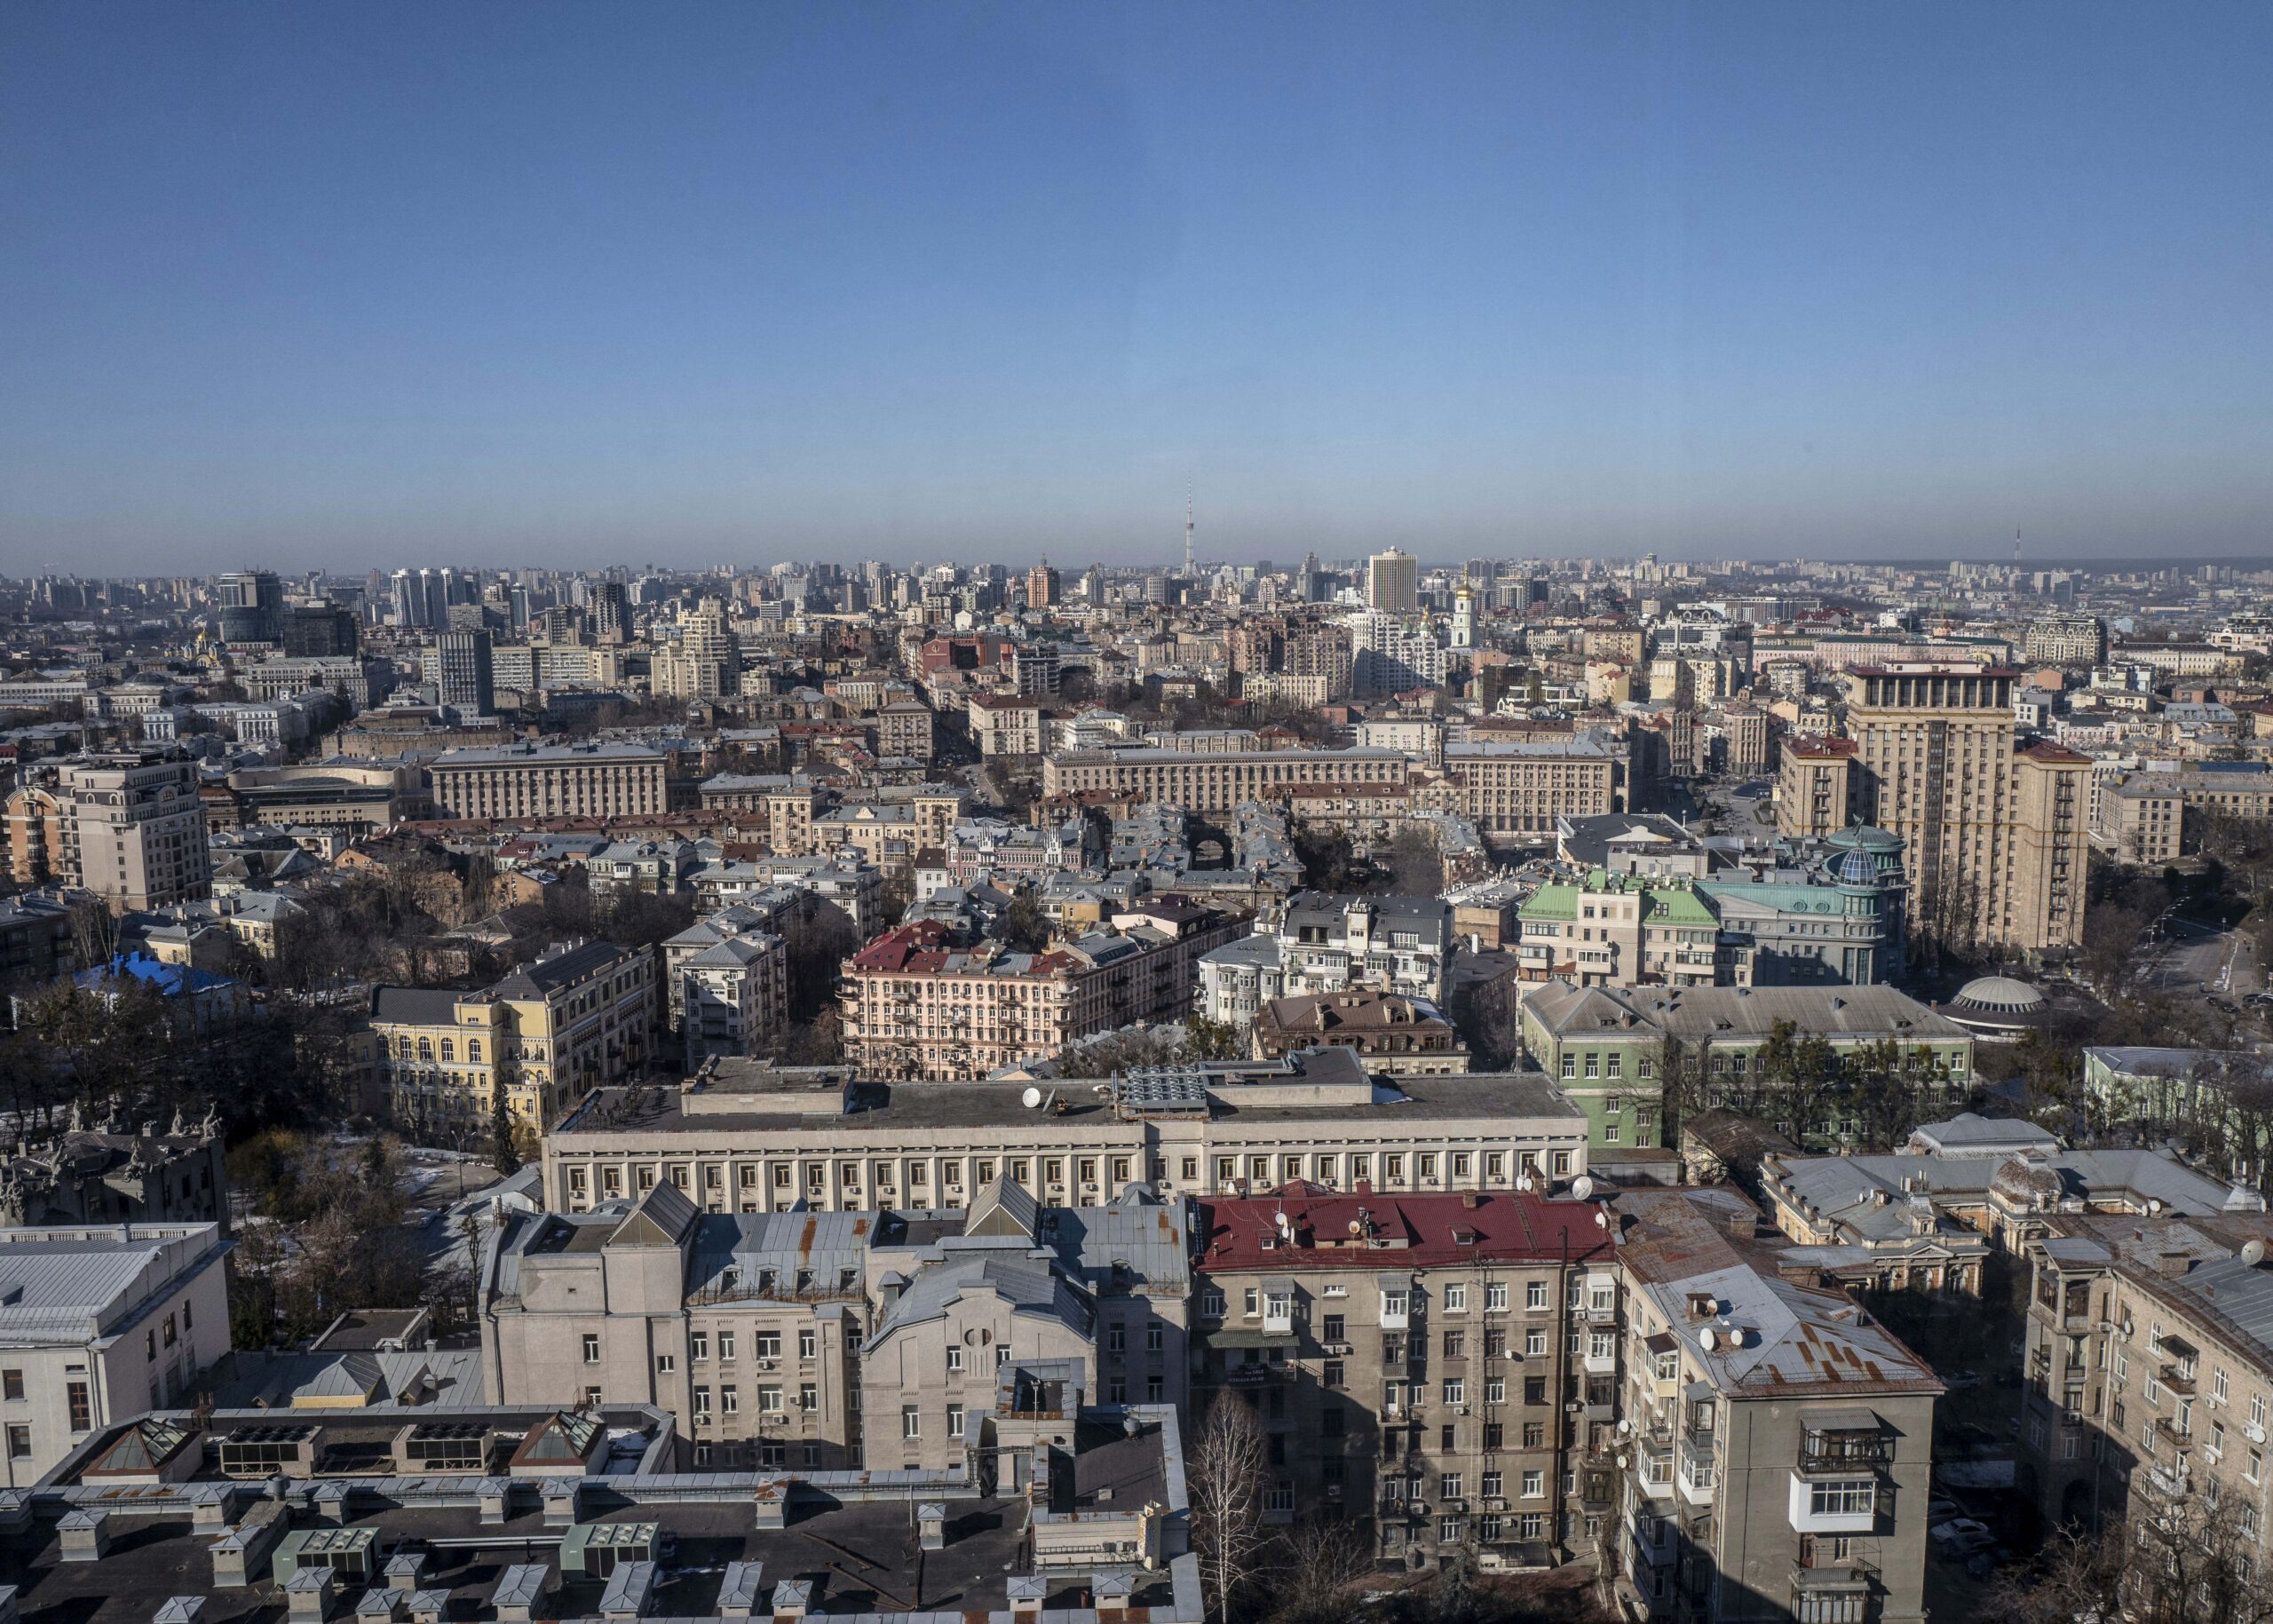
1250,989,1469,1075
968,693,1045,757
1518,980,1976,1155
0,1222,232,1487
540,1048,1595,1215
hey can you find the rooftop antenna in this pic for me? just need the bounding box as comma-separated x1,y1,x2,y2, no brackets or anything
1184,491,1195,580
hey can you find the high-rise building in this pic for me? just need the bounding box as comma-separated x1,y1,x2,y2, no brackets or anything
653,598,740,700
281,604,359,658
1366,548,1419,614
593,581,630,645
1026,560,1060,609
1844,665,2089,955
58,752,211,915
215,570,282,645
437,628,496,717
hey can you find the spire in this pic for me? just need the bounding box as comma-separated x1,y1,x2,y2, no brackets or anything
1184,490,1195,578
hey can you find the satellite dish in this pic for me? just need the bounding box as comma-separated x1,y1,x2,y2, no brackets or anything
1595,1209,1610,1228
1572,1176,1595,1201
2245,1239,2269,1269
1516,1173,1534,1192
1617,1417,1634,1435
1699,1328,1718,1352
1020,1086,1043,1109
2148,1199,2163,1215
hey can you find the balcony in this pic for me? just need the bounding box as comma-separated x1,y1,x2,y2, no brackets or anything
1677,1434,1717,1506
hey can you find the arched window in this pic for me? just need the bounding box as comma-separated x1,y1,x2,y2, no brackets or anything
467,1040,483,1064
440,1039,455,1064
416,1038,432,1061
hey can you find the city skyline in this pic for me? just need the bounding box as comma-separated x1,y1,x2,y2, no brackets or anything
5,2,2271,572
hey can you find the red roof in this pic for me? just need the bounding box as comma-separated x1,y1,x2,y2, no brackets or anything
1197,1187,1616,1271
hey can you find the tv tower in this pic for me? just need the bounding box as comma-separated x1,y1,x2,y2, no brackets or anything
1184,492,1195,579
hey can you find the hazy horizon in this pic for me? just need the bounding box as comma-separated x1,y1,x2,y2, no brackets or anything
5,3,2269,574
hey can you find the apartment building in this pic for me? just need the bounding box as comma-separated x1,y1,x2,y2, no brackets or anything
2023,614,2109,667
2093,765,2273,866
873,699,935,759
539,1048,1594,1216
679,931,789,1069
0,1117,229,1234
686,851,883,932
1439,739,1620,841
1613,1189,1942,1624
967,693,1045,757
843,906,1237,1081
1516,872,1720,989
651,598,741,700
1774,738,1855,841
427,741,668,822
53,752,211,915
1193,1189,1616,1573
1838,668,2089,955
0,1223,233,1487
370,939,660,1131
1042,746,1409,813
2017,1212,2273,1541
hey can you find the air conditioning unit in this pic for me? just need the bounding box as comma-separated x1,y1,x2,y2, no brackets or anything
757,1359,778,1371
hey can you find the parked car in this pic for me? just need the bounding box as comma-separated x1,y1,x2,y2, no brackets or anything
1931,1518,1997,1557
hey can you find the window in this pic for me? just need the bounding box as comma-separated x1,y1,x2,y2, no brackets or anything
693,1387,712,1416
946,1346,964,1374
1444,1332,1465,1358
692,1334,709,1362
1440,1472,1464,1499
1485,1284,1508,1312
721,1387,740,1414
902,1406,922,1439
756,1332,781,1359
655,1354,675,1374
1147,1321,1164,1352
797,1384,814,1411
1201,1289,1227,1319
947,1404,965,1438
1525,1281,1548,1311
0,1371,19,1402
582,1335,601,1364
1522,1470,1545,1498
4,1427,25,1460
799,1329,817,1359
1444,1379,1464,1405
1444,1284,1468,1312
719,1332,736,1360
1526,1328,1548,1357
1810,1480,1875,1517
67,1382,90,1433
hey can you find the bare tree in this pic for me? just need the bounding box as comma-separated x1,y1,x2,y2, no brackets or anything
1261,1516,1375,1624
1992,1480,2273,1624
1189,1390,1269,1624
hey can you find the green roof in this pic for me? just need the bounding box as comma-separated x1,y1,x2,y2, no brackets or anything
1517,874,1717,927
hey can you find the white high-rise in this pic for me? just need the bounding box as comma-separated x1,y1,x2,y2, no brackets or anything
1366,548,1418,614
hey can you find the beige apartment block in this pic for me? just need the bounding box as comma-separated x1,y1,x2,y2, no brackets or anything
57,752,210,915
1775,738,1856,842
968,693,1044,757
427,741,667,822
1842,667,2088,955
1438,740,1620,840
1193,1189,1618,1573
2017,1213,2273,1544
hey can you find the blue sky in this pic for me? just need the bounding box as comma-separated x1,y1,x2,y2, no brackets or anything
3,2,2269,571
